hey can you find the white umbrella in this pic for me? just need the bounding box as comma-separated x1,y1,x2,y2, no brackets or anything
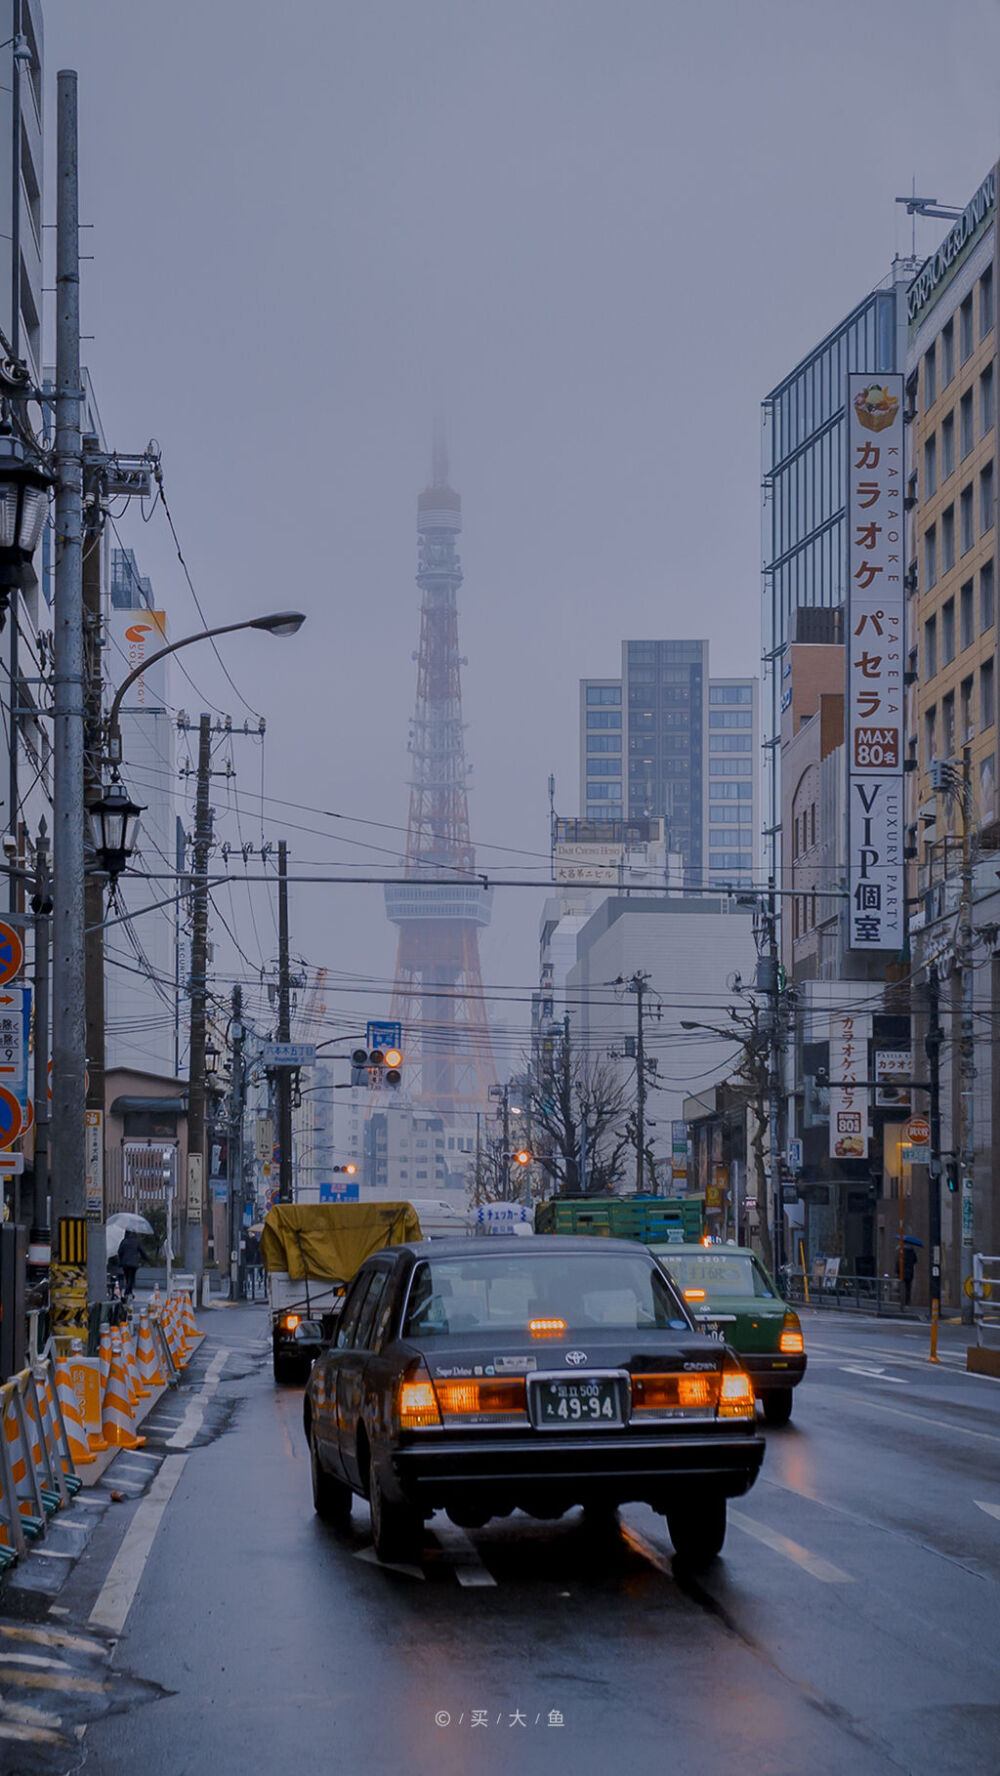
105,1212,154,1253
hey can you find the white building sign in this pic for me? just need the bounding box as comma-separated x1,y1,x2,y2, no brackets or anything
847,373,905,951
829,1009,872,1160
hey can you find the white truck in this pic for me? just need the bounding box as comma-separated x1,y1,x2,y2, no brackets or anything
261,1201,422,1382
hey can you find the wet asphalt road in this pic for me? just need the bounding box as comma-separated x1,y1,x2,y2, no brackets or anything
4,1303,1000,1776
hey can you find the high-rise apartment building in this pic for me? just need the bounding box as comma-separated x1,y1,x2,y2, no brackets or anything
580,643,759,886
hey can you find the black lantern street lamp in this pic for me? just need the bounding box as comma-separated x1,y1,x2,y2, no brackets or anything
0,427,51,623
87,780,145,887
205,1040,220,1078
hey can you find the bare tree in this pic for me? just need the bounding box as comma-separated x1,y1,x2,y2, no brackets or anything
525,1029,631,1196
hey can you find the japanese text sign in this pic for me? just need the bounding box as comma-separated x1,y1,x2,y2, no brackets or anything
829,1008,872,1160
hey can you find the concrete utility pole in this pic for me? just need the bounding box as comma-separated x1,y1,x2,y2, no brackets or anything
627,971,651,1194
276,840,293,1202
185,714,213,1272
957,746,975,1323
82,450,106,1303
227,982,245,1298
49,69,88,1344
30,828,50,1241
925,970,943,1361
761,885,784,1274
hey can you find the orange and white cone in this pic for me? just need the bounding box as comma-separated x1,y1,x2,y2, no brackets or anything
98,1324,113,1400
166,1298,188,1367
136,1310,164,1390
101,1337,145,1450
54,1360,95,1467
181,1291,197,1346
67,1356,108,1454
122,1322,150,1400
150,1285,162,1315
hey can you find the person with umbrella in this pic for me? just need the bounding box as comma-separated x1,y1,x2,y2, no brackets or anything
901,1235,922,1306
110,1218,155,1299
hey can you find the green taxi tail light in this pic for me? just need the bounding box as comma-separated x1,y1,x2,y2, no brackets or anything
779,1313,804,1355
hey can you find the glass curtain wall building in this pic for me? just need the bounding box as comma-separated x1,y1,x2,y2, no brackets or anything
761,270,911,878
708,678,759,885
623,640,708,883
580,679,624,819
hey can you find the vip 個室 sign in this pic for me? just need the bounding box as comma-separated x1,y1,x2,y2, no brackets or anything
846,375,905,951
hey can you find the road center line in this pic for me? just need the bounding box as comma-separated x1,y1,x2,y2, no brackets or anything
975,1500,1000,1522
728,1508,853,1582
834,1390,1000,1444
164,1349,230,1448
88,1455,188,1635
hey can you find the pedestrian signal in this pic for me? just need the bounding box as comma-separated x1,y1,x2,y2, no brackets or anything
946,1160,959,1193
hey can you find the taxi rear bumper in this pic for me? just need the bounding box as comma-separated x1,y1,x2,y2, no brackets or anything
740,1351,807,1392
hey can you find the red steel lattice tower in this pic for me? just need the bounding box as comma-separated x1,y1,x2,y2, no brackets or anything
384,432,496,1113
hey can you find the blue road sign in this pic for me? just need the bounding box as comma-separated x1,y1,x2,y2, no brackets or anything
367,1021,401,1053
319,1183,360,1202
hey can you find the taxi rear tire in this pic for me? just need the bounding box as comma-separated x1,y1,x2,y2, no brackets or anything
368,1458,422,1565
666,1494,726,1570
762,1388,793,1426
310,1428,352,1526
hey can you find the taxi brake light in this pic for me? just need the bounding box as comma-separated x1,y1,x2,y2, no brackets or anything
529,1318,566,1337
398,1373,442,1429
631,1372,718,1412
718,1366,755,1419
436,1378,527,1420
779,1313,804,1355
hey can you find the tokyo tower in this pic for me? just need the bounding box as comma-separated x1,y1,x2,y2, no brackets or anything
384,430,496,1114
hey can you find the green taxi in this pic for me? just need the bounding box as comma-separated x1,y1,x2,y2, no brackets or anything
651,1243,806,1426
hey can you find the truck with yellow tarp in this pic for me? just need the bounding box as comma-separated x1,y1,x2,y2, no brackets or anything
261,1202,422,1382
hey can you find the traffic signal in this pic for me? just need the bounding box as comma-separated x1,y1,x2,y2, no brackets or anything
351,1047,403,1088
945,1159,959,1193
331,1164,357,1175
513,1148,532,1167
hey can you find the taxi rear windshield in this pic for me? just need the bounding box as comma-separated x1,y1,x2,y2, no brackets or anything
663,1252,775,1299
402,1252,685,1338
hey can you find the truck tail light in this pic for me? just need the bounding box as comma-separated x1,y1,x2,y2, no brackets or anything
282,1314,300,1331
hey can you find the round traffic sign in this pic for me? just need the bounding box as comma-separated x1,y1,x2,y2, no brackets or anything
0,1084,23,1150
0,921,23,989
904,1115,930,1146
965,1275,992,1300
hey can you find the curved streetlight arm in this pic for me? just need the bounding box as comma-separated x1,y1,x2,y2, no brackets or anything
106,613,304,764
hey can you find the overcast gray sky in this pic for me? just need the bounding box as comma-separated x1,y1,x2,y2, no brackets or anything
43,0,1000,1063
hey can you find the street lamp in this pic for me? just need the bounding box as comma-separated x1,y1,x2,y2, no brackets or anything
0,427,52,623
106,609,306,765
87,780,145,887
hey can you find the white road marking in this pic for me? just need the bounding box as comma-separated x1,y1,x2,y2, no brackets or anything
0,1723,68,1747
835,1391,1000,1445
429,1514,498,1587
840,1365,909,1383
729,1508,853,1582
88,1455,188,1634
975,1500,1000,1522
354,1546,425,1580
164,1349,229,1448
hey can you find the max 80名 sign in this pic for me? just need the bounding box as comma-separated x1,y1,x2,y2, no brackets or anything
846,374,905,951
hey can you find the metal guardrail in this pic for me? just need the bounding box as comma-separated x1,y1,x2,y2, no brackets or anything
782,1270,906,1315
972,1253,1000,1348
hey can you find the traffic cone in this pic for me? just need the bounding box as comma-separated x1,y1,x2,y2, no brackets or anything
150,1285,162,1315
136,1310,164,1389
180,1291,197,1347
54,1361,95,1467
101,1337,145,1450
165,1298,188,1367
67,1355,108,1454
122,1321,150,1400
98,1324,113,1400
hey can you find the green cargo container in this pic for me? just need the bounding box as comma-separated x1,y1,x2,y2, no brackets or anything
534,1195,705,1245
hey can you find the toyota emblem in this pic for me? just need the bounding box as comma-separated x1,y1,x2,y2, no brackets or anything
564,1350,588,1366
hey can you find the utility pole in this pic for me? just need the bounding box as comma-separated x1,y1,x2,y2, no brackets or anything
49,69,88,1345
82,446,106,1303
502,1085,511,1199
29,828,51,1251
7,5,22,918
760,884,784,1273
185,713,213,1272
276,839,293,1202
627,972,651,1194
925,970,943,1361
958,746,975,1323
228,983,245,1298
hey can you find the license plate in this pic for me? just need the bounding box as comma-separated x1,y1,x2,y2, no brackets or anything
531,1376,623,1428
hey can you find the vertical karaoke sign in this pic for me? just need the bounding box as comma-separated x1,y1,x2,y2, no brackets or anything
846,374,905,950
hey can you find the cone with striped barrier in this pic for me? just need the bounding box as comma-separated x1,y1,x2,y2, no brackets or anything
180,1290,198,1347
98,1324,113,1400
34,1370,70,1504
136,1310,165,1389
67,1355,108,1454
53,1360,95,1467
101,1337,146,1450
122,1321,150,1400
169,1294,191,1359
165,1298,189,1367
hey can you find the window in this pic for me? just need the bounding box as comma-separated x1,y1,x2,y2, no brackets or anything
356,1272,389,1350
709,685,753,704
961,483,974,553
710,852,753,869
709,757,752,775
586,685,621,705
586,733,621,753
708,711,752,728
942,599,955,665
924,617,937,679
337,1271,378,1349
982,365,995,437
961,675,975,743
941,504,955,573
981,461,994,533
708,734,752,752
586,782,618,799
981,561,995,632
961,389,974,458
960,293,974,363
982,659,996,729
942,319,954,387
961,579,974,650
924,526,937,589
924,344,937,409
924,705,937,766
942,691,955,756
586,711,621,730
982,266,994,340
924,435,937,498
941,409,956,479
710,781,753,799
585,758,622,776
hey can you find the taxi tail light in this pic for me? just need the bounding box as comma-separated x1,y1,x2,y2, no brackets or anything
779,1313,804,1355
631,1372,719,1413
717,1355,755,1420
398,1367,442,1429
436,1378,527,1422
